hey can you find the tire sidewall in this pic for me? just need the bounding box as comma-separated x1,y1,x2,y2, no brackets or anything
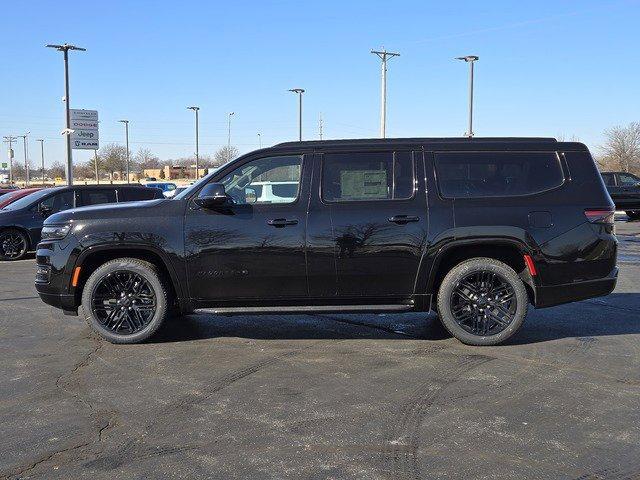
437,258,528,346
0,229,28,261
81,259,168,343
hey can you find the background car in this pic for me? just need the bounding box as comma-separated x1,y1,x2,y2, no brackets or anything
601,171,640,219
0,187,43,209
145,182,178,198
0,185,164,260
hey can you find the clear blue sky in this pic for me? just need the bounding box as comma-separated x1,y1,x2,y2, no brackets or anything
1,0,639,167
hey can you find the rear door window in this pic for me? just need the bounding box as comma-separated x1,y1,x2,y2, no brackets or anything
322,151,414,202
78,189,117,207
118,187,158,202
618,173,640,186
434,152,564,198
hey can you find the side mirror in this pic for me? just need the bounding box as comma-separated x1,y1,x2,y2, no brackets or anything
195,183,227,208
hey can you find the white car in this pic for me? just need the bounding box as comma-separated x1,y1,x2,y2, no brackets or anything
246,181,298,203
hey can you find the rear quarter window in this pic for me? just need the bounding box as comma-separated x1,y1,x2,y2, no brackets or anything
434,151,564,198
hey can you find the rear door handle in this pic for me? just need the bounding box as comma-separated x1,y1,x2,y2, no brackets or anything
267,218,299,227
388,215,419,224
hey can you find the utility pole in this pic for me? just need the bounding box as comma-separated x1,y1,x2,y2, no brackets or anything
46,43,86,186
187,106,200,179
288,88,305,141
319,113,323,140
18,133,30,186
456,55,479,138
227,112,235,161
3,136,17,185
36,139,45,186
119,120,130,183
94,150,99,184
257,133,262,148
371,49,400,138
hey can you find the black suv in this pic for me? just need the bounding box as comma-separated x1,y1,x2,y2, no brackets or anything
1,184,163,260
600,171,640,220
35,138,617,346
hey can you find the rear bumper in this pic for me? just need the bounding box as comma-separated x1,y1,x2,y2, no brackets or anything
535,267,618,308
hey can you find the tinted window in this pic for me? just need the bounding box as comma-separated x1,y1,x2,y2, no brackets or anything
40,191,75,214
119,187,159,202
220,155,302,204
322,151,414,202
78,189,116,206
435,152,564,198
601,173,616,186
618,173,640,186
1,189,54,211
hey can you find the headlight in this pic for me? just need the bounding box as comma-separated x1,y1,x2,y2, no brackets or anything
41,224,72,240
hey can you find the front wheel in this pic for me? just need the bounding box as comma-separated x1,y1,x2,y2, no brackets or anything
626,210,640,221
81,258,170,344
436,257,529,346
0,228,29,261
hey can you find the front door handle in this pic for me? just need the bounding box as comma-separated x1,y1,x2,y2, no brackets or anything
388,215,419,224
267,218,299,228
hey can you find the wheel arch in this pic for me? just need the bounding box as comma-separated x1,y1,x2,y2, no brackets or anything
72,244,187,313
422,238,536,304
0,225,33,250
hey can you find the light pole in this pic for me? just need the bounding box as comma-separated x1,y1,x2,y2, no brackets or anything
3,136,17,184
456,55,479,138
46,43,86,185
371,49,400,138
119,120,130,183
36,139,45,186
257,133,262,148
227,112,235,161
187,106,200,179
288,88,305,141
18,133,30,186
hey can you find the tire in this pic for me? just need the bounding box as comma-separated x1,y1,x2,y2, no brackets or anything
81,258,169,344
626,210,640,220
0,228,29,261
436,257,529,346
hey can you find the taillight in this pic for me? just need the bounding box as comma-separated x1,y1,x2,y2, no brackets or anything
584,208,615,225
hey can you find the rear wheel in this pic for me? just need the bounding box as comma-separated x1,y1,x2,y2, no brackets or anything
81,258,169,344
436,257,528,346
626,210,640,220
0,228,29,261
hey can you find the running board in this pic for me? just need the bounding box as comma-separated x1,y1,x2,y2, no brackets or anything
194,304,414,315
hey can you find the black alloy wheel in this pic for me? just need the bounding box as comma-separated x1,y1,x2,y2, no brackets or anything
436,257,528,346
81,258,169,344
450,270,516,336
0,229,28,260
91,270,157,335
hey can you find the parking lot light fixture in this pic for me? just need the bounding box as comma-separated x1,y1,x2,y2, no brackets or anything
288,89,305,141
45,43,86,185
456,55,479,138
187,106,200,179
119,120,130,183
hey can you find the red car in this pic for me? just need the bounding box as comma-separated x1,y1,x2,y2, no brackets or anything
0,188,43,209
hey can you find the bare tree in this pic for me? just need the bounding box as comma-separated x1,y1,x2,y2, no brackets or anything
73,161,95,180
214,146,238,166
48,161,66,179
99,143,128,179
135,148,161,169
599,122,640,173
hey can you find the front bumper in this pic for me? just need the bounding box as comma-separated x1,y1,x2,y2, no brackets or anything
535,266,618,308
34,236,80,315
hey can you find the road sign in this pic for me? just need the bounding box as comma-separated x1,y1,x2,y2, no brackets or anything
70,109,99,150
1,162,7,169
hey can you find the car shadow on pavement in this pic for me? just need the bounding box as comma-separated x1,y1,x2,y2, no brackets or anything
149,293,639,345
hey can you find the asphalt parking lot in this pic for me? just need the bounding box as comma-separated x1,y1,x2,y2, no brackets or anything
1,218,639,480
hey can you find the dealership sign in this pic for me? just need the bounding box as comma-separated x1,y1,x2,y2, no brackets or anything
70,109,99,150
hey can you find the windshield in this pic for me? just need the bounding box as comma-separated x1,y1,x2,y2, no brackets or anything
1,188,56,211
